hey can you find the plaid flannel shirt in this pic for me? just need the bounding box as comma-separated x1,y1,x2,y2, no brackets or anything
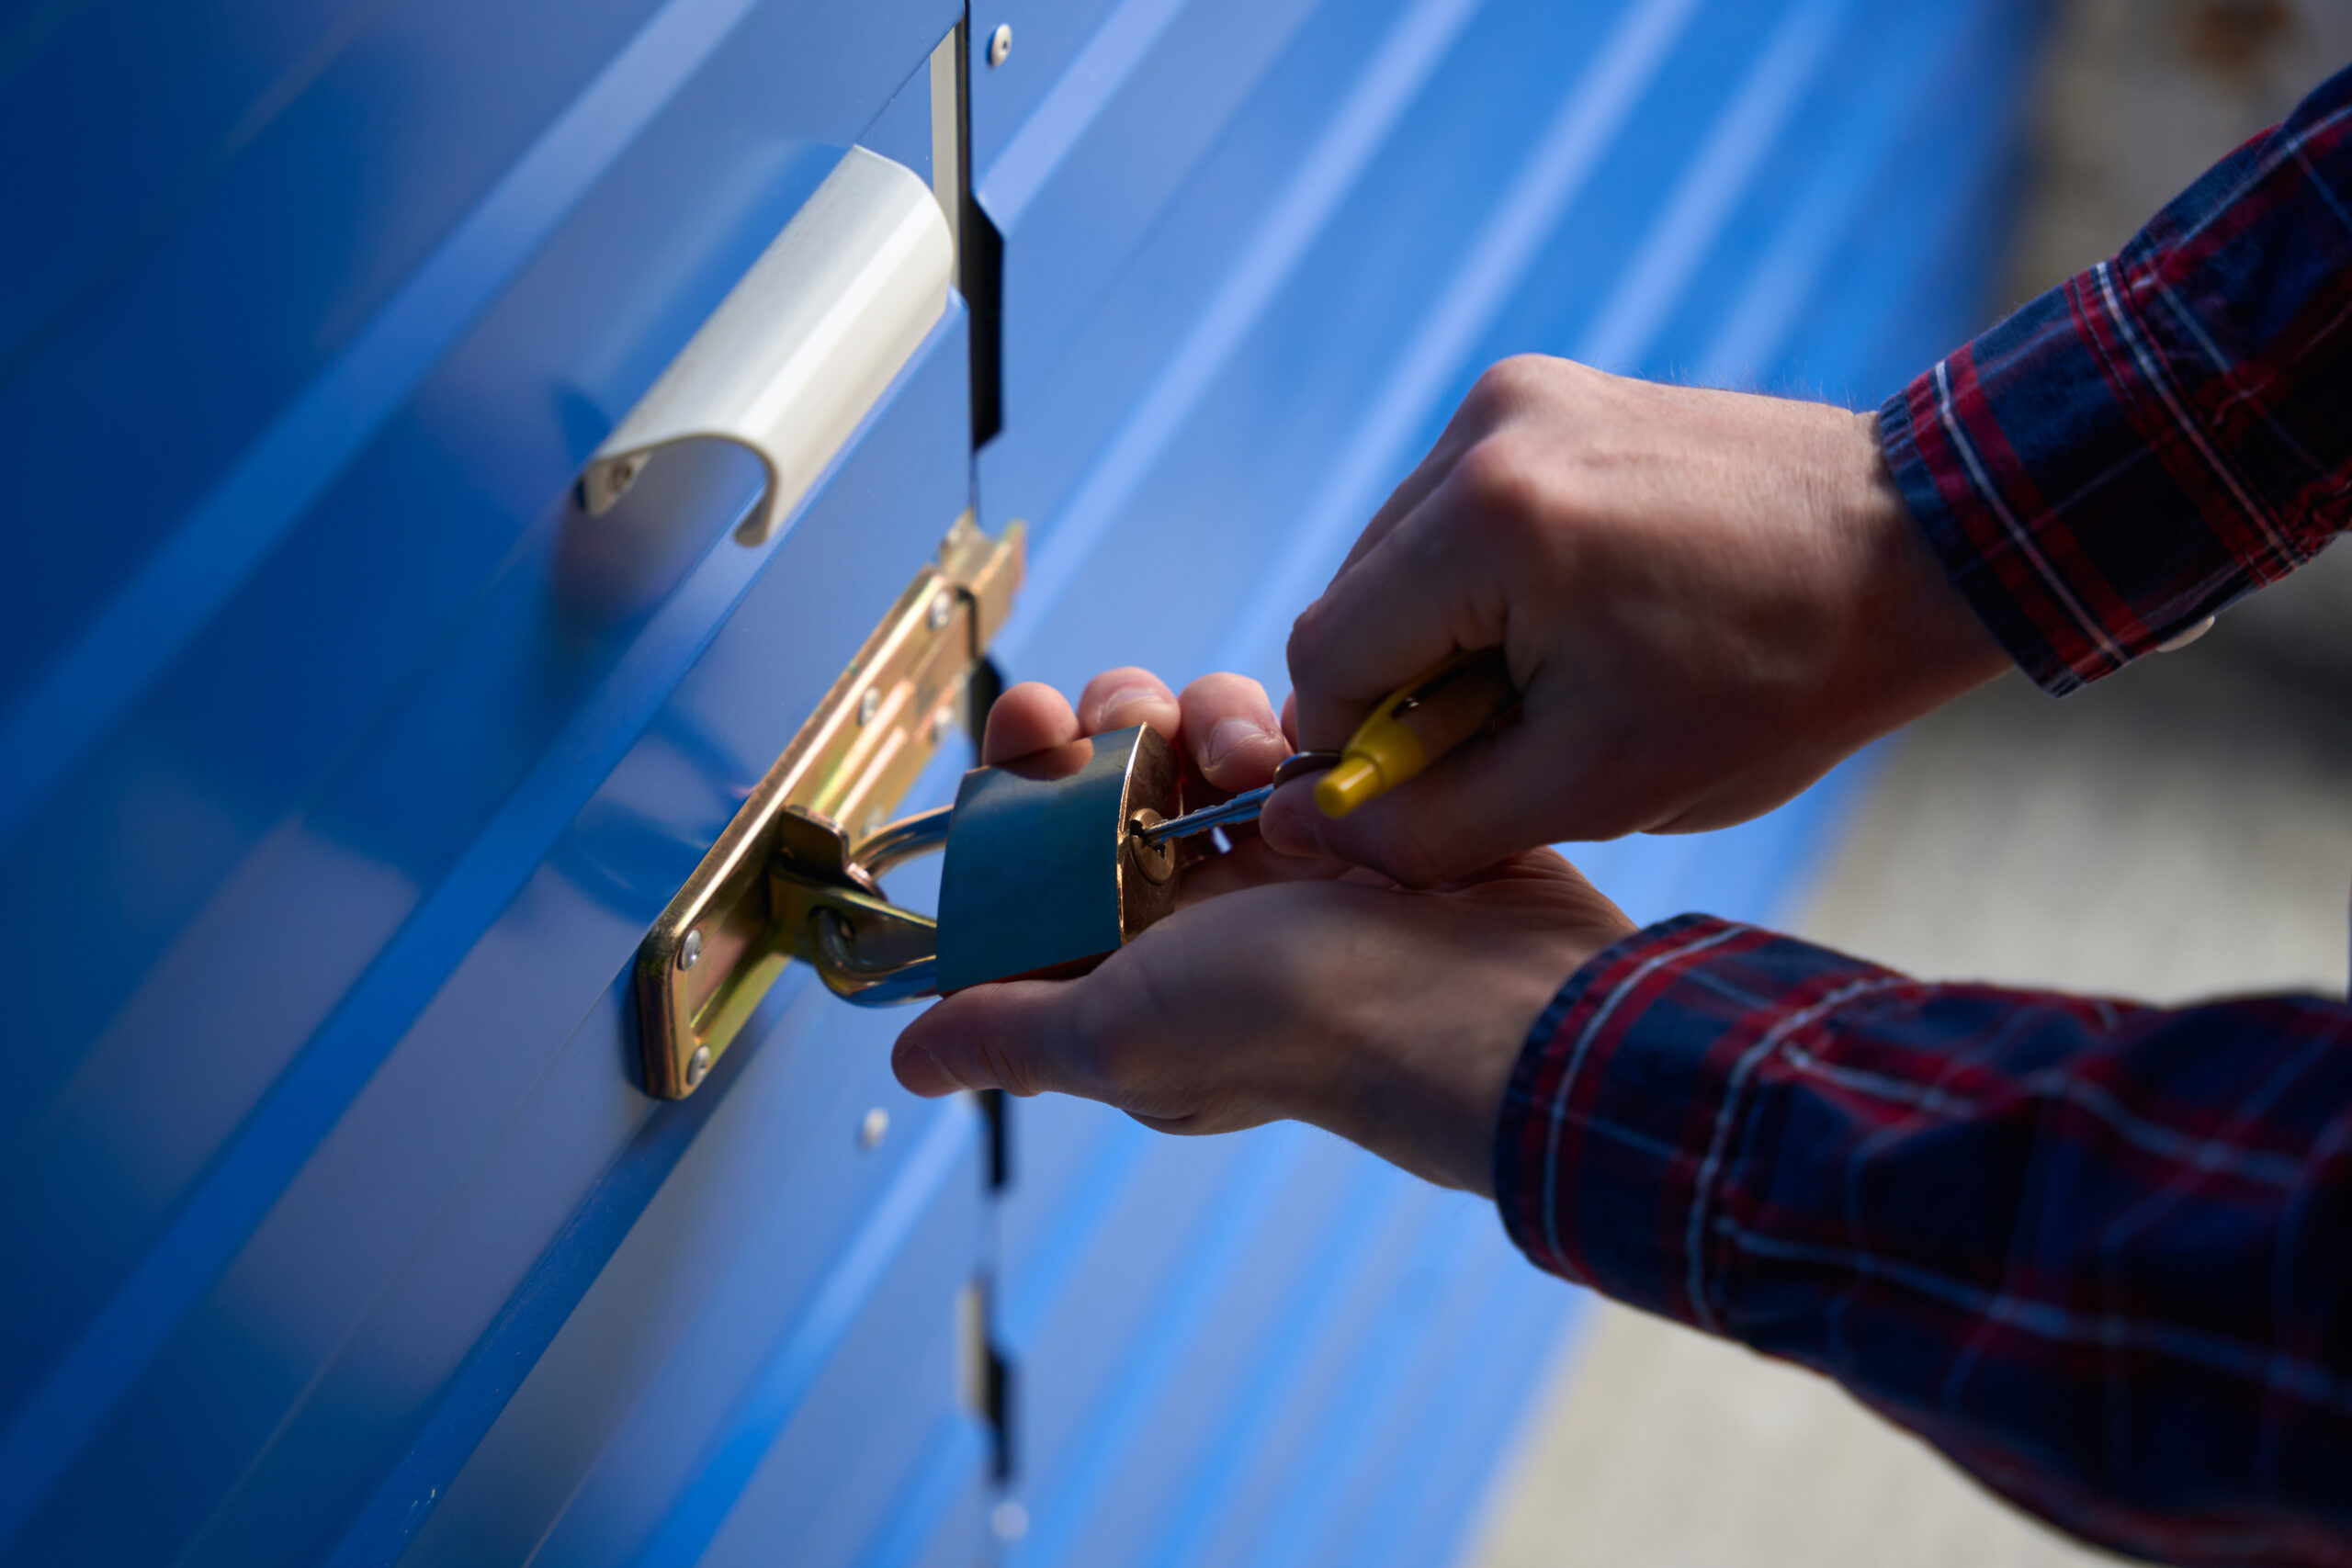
1498,63,2352,1566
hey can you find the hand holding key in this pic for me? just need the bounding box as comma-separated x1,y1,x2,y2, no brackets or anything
1263,355,2008,886
895,355,2004,1191
890,665,1635,1195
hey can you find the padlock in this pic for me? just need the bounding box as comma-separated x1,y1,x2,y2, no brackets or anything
933,723,1181,992
807,722,1183,1000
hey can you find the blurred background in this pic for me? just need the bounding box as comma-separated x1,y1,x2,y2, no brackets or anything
1472,2,2352,1562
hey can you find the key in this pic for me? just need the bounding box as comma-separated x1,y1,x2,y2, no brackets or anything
1136,647,1520,848
1133,750,1340,847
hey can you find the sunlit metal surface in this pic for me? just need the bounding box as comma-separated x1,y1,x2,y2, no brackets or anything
0,1,2045,1562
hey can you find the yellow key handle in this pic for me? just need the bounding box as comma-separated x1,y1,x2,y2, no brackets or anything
1314,648,1518,819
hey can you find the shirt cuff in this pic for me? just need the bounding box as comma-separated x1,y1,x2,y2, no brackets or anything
1491,913,1895,1330
1875,65,2352,697
1874,283,2253,698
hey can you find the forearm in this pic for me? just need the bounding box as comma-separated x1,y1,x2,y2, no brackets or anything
1880,62,2352,695
1497,917,2352,1566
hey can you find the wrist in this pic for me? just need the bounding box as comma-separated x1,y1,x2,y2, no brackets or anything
1834,411,2010,728
1340,885,1633,1199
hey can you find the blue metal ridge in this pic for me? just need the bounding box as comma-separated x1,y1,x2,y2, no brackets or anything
0,309,969,1558
1807,3,2044,400
978,0,1326,437
625,1099,979,1568
0,0,792,852
996,1116,1156,1352
988,0,1490,670
1295,1236,1535,1568
309,972,808,1568
976,0,1191,232
847,1415,991,1568
1688,0,1985,387
0,504,757,1557
1227,1204,1494,1568
1576,0,1855,377
1012,1123,1315,1568
1432,1292,1603,1568
1213,0,1705,668
1353,1269,1578,1568
0,0,402,385
1133,1161,1432,1568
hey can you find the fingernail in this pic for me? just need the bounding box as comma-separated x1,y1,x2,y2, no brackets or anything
1204,715,1276,774
1091,684,1163,728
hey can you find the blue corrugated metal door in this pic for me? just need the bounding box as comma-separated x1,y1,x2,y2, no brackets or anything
0,1,2043,1563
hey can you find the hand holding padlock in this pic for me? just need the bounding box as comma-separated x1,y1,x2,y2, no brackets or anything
808,721,1182,999
822,653,1518,999
888,665,1636,1197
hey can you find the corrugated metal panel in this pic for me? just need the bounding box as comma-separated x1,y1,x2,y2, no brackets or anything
0,0,2043,1562
969,0,2043,1562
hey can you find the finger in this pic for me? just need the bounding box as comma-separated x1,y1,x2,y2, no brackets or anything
1077,667,1182,740
1286,461,1521,751
893,978,1096,1100
1177,672,1288,794
982,682,1080,764
1280,692,1299,749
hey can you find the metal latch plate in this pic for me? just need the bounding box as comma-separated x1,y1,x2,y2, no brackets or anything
636,512,1023,1098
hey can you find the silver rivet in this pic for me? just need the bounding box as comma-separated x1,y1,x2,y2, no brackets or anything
987,22,1012,67
858,687,882,726
928,590,954,631
685,1045,712,1088
859,1107,889,1147
677,929,704,970
990,1500,1028,1541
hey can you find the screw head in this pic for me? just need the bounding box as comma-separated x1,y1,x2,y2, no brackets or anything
859,1107,889,1148
927,589,954,631
990,1500,1028,1541
858,687,881,726
987,21,1012,67
677,928,704,970
685,1045,712,1088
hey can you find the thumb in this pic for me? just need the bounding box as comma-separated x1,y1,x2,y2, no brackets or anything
892,978,1096,1099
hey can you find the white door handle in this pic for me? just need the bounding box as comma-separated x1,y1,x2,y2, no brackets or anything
581,146,953,546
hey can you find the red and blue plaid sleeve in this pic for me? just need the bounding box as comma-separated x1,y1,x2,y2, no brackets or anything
1877,62,2352,694
1496,915,2352,1566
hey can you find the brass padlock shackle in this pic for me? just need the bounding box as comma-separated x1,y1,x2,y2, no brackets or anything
806,723,1183,1007
808,806,954,1006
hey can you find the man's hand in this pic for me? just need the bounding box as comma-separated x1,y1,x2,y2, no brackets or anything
890,669,1635,1194
1267,355,2009,886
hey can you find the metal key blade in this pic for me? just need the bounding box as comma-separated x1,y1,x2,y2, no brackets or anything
1133,751,1339,847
